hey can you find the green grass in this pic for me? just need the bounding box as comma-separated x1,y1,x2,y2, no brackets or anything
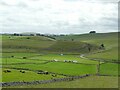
45,41,99,53
1,32,119,88
2,68,64,82
2,53,39,58
2,35,54,41
86,47,119,61
2,36,56,53
54,32,119,49
2,58,46,65
29,54,98,64
0,68,1,78
2,35,100,53
2,53,98,65
8,62,97,75
7,76,118,88
100,63,118,76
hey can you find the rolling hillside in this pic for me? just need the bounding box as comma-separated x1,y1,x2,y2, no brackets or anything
1,32,119,88
53,32,119,61
2,35,100,53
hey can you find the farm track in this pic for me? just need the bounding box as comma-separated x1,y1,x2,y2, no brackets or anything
80,52,119,64
2,56,97,65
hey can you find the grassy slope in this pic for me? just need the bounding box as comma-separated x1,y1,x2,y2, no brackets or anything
2,35,99,53
8,76,118,88
2,53,39,58
28,54,98,64
2,32,119,88
100,63,118,75
54,32,118,60
2,36,55,53
45,41,99,53
86,47,119,61
2,69,64,82
8,62,97,76
2,58,46,64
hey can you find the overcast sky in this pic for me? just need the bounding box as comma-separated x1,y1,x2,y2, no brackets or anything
0,0,119,34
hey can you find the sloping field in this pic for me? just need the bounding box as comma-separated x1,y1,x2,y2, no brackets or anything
54,32,119,61
86,47,119,61
7,62,97,76
54,32,118,49
7,76,118,88
2,35,99,53
100,63,118,76
1,32,119,88
45,41,99,53
2,68,64,82
2,36,56,53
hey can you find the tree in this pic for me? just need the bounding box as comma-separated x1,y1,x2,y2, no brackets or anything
89,31,96,34
99,44,105,49
71,39,74,41
101,44,104,48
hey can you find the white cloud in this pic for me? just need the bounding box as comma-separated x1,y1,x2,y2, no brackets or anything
0,0,118,34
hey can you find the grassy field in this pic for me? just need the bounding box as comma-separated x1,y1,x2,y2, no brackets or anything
2,53,39,58
100,63,118,76
2,58,47,65
86,47,119,61
54,32,118,49
2,36,55,53
28,54,99,64
7,76,118,88
2,35,100,53
2,68,65,82
1,32,119,88
6,62,97,76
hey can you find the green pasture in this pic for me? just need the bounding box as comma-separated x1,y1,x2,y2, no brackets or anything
0,68,1,82
1,32,119,88
2,36,56,53
2,53,99,65
29,54,98,64
46,41,99,53
2,58,46,65
54,32,118,49
2,35,54,41
5,61,118,76
54,32,118,42
0,35,2,40
8,62,97,75
2,68,64,82
100,63,118,76
8,76,118,88
86,47,119,61
2,53,40,58
2,35,100,53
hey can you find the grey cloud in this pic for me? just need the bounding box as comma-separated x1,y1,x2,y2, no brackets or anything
64,0,119,3
52,21,70,27
0,0,28,8
0,0,118,34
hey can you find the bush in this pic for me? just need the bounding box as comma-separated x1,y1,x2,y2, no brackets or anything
23,57,27,59
26,37,30,39
89,31,96,33
11,56,14,58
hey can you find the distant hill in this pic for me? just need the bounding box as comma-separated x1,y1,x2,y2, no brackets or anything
2,32,119,54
